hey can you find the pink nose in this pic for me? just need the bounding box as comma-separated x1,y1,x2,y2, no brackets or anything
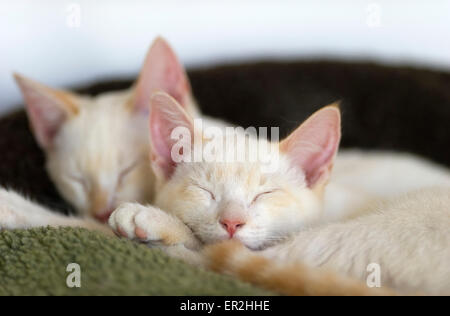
94,209,114,223
220,219,245,238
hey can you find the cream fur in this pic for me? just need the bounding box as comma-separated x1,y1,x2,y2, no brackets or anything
324,150,450,220
0,188,111,234
258,188,450,295
46,89,155,218
12,37,198,221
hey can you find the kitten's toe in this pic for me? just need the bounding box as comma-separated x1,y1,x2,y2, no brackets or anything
133,207,169,244
109,203,143,239
134,226,148,240
116,226,129,238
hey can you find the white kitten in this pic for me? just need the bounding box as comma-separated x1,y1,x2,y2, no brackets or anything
13,37,197,222
108,92,450,295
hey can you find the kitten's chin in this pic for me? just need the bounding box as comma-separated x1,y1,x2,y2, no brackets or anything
236,235,286,251
231,237,268,251
241,242,270,251
242,244,265,251
200,235,269,251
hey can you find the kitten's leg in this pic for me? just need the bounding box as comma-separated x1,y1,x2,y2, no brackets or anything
0,189,111,235
109,203,202,250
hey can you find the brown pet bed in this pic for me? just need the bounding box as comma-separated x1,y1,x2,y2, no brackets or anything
1,60,450,213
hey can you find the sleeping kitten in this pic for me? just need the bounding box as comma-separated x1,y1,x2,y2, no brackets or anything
108,92,450,295
13,37,198,222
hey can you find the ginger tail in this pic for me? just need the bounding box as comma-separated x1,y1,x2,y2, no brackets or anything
203,240,397,296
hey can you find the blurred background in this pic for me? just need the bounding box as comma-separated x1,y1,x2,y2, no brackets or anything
1,0,450,115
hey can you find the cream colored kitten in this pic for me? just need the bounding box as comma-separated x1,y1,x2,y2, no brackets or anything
13,37,198,222
108,92,450,295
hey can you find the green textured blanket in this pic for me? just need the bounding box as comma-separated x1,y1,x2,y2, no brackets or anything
0,227,272,296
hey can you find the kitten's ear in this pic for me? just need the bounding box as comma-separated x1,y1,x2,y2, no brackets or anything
149,91,194,179
280,105,341,188
133,37,191,113
13,73,79,149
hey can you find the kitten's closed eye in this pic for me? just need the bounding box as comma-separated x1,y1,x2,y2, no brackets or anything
196,186,216,201
251,190,278,205
117,160,143,187
66,160,142,192
68,174,88,189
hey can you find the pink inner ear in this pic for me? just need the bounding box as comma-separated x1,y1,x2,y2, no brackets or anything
281,106,341,187
150,109,177,177
27,94,67,148
296,131,339,187
14,75,70,149
149,92,194,179
134,38,191,113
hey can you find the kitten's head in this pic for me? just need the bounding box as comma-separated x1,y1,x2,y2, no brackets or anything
15,37,196,222
149,92,341,250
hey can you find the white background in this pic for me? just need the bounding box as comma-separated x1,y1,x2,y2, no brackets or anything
1,0,450,114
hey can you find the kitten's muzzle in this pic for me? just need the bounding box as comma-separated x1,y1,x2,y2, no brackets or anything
89,185,116,223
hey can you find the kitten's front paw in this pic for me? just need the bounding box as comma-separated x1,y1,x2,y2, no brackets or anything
109,203,184,246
